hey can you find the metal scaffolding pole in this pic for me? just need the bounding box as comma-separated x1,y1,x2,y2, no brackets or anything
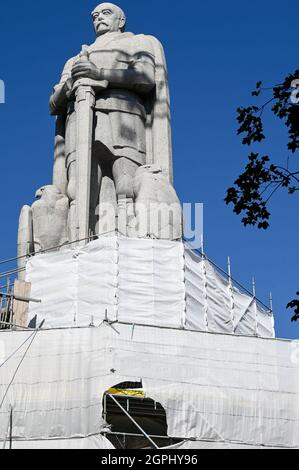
107,394,159,450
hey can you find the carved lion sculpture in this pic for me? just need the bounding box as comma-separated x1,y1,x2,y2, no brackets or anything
129,165,182,240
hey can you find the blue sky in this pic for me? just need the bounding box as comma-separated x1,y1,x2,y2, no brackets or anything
0,0,298,339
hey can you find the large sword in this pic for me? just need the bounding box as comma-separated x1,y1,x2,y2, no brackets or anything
73,46,108,245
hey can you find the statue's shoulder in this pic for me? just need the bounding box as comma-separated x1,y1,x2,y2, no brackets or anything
129,33,161,46
125,33,164,56
62,54,79,72
137,34,164,49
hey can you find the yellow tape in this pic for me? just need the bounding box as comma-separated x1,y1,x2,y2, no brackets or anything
107,387,145,398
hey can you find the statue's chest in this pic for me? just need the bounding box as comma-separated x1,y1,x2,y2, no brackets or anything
88,43,134,70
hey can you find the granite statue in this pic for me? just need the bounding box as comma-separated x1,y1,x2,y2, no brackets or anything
17,3,182,276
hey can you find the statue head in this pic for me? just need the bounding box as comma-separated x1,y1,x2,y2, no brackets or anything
35,185,61,200
91,3,126,36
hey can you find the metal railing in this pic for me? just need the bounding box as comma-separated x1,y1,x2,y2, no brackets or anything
0,277,14,330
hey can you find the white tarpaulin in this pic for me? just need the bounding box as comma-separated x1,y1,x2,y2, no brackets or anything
185,249,274,337
26,237,186,330
0,325,298,449
162,440,276,449
26,238,118,328
118,238,185,327
12,435,114,449
25,237,274,337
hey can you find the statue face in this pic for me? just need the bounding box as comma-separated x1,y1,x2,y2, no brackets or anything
91,3,125,36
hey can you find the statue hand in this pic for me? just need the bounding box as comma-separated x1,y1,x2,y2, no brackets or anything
71,61,102,81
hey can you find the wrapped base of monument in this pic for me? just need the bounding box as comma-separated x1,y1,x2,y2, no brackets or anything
0,238,297,449
1,322,298,449
25,237,274,337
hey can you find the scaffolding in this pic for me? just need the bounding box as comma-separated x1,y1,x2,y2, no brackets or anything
0,278,13,330
1,321,298,449
0,235,279,448
0,234,274,338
